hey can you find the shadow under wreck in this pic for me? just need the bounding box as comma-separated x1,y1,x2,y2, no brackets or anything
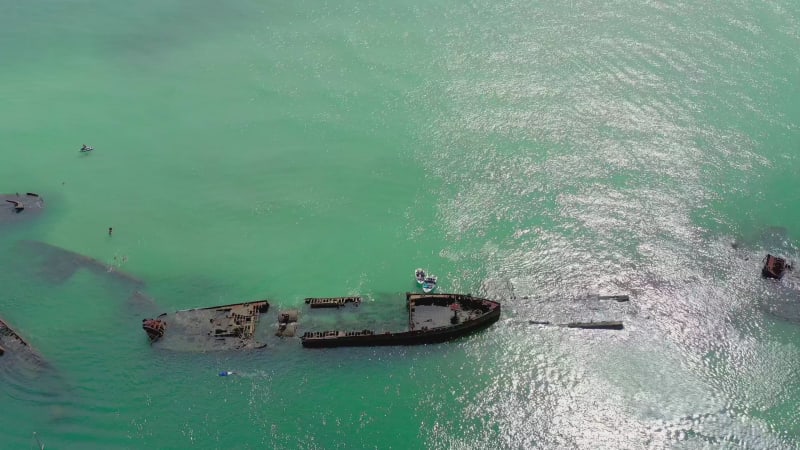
300,292,501,348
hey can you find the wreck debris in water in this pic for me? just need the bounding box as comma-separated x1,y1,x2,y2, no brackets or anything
762,254,792,280
1,193,44,226
275,310,299,337
142,301,271,351
304,296,361,308
0,316,49,367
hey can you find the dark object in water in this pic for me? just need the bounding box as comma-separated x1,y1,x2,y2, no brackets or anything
528,320,624,330
597,295,629,302
0,316,49,366
301,292,501,348
276,310,299,337
1,193,44,226
80,145,94,152
275,322,298,337
6,199,24,212
304,296,361,308
278,310,299,323
565,321,624,330
142,319,166,342
142,301,270,351
762,254,792,279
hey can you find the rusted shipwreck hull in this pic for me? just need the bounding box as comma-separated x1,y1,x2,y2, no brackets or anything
301,293,501,348
762,254,792,279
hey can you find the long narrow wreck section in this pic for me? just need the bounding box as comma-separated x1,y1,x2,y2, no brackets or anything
142,301,270,351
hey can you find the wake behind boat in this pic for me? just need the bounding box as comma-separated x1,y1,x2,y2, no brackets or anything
415,268,426,285
422,275,437,293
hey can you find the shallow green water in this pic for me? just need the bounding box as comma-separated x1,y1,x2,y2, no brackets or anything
1,0,799,448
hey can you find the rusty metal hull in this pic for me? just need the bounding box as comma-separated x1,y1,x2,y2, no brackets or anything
301,293,501,348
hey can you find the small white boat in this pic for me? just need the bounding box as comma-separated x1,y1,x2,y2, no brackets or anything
422,275,437,293
415,268,426,285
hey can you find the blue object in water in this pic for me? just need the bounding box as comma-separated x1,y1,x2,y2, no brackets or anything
219,371,235,377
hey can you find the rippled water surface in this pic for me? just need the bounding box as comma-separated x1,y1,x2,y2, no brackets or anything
1,0,799,448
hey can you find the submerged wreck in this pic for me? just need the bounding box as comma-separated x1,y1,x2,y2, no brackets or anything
301,292,501,348
141,293,501,351
142,301,271,351
0,316,48,366
14,240,145,288
1,192,44,226
528,320,624,330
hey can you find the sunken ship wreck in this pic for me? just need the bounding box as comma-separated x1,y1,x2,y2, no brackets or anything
141,293,501,350
300,292,501,348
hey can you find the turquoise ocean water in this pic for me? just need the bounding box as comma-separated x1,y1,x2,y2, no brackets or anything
1,0,799,448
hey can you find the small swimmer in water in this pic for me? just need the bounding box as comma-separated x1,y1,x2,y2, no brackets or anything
80,144,94,152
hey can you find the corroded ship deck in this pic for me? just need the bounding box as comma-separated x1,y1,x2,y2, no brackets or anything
142,301,270,351
300,293,501,348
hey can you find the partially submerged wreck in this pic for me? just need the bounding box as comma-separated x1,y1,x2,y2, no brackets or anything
305,296,361,308
1,192,44,226
141,293,501,350
142,301,271,351
529,320,624,330
300,292,501,348
762,254,792,279
0,316,48,367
